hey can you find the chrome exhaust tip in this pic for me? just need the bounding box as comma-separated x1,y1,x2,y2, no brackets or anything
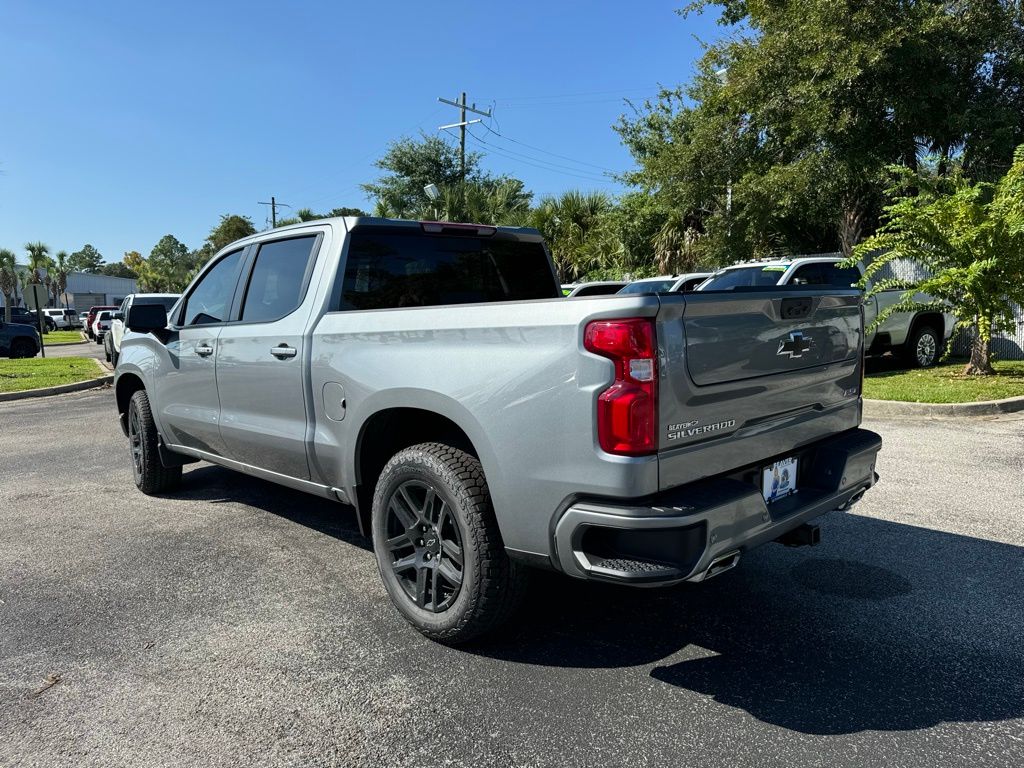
699,550,741,581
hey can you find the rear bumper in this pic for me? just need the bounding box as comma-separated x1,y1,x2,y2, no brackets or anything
553,428,882,585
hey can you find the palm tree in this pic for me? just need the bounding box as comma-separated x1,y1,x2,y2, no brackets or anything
0,248,17,323
24,241,50,285
53,251,71,308
854,145,1024,375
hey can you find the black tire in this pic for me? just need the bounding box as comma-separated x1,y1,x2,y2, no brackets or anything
104,336,111,362
904,325,941,368
127,389,181,494
111,346,119,368
371,442,529,644
9,338,36,359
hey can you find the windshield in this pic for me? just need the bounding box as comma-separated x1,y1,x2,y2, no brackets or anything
699,266,787,290
618,279,676,295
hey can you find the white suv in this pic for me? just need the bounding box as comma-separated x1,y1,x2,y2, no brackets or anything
697,256,957,367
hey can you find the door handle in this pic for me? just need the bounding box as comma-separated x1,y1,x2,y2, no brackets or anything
195,344,214,357
271,345,297,359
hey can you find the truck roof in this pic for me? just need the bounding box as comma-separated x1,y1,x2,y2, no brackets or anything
234,216,544,244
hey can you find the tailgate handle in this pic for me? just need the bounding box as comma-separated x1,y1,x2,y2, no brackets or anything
780,297,813,320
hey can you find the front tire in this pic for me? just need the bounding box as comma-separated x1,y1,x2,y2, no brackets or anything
127,389,181,494
104,336,112,362
371,442,528,644
905,325,941,368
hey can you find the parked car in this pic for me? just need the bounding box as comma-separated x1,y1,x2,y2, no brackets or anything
41,308,80,329
697,256,956,367
84,305,117,339
106,293,181,366
0,317,41,358
618,273,712,295
114,217,881,644
92,310,115,343
6,306,56,332
564,281,628,297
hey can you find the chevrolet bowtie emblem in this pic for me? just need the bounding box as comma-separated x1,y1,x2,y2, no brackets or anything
778,331,812,359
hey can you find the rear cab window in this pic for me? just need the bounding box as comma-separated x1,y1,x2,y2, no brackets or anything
337,228,558,311
699,266,788,290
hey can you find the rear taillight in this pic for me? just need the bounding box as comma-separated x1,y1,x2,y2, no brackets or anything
584,318,658,456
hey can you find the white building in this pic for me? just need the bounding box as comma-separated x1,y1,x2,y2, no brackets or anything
1,270,138,314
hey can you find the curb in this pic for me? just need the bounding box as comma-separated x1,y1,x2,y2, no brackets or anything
864,394,1024,418
0,359,113,403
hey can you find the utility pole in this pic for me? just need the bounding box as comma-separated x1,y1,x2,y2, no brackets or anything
438,93,491,186
258,196,291,228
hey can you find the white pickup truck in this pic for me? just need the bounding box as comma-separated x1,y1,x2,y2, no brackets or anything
698,257,956,367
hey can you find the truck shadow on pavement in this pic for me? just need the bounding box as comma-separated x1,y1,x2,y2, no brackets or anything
174,465,1023,737
470,514,1024,736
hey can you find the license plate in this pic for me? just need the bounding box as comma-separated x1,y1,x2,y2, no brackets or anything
763,457,798,503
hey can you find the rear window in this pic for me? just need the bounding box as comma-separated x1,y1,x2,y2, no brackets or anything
338,231,557,310
699,266,787,290
618,279,677,295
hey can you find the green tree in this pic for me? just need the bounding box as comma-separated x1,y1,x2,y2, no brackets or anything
196,214,257,262
96,261,138,279
363,133,485,217
146,235,198,292
0,248,17,322
52,251,72,307
68,244,104,273
24,242,49,286
853,145,1024,376
618,0,1024,261
529,191,623,282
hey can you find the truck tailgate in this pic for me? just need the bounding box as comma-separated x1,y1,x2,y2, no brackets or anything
656,289,864,491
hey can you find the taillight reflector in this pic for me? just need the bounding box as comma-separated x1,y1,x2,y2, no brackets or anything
584,319,658,456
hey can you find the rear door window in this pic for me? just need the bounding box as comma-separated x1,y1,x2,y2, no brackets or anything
239,236,319,322
339,230,557,310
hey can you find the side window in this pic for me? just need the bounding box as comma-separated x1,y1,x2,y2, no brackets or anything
790,264,826,285
181,249,245,326
239,236,318,322
825,264,862,288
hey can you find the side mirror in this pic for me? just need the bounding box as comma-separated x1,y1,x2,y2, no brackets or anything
126,303,168,333
113,311,124,321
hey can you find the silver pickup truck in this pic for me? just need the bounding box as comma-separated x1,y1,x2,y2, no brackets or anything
113,217,882,643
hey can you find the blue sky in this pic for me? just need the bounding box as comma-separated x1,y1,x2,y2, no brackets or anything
0,1,722,263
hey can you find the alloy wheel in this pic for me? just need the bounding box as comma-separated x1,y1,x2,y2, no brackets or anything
916,331,937,367
384,480,464,613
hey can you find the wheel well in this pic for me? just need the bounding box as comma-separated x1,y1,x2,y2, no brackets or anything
354,408,478,534
115,374,146,435
910,312,944,341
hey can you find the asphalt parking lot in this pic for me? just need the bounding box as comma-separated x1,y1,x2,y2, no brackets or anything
2,390,1022,768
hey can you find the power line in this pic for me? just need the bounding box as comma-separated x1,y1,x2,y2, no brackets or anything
490,86,661,101
437,92,492,187
466,128,613,180
463,130,614,185
257,196,291,228
479,122,617,173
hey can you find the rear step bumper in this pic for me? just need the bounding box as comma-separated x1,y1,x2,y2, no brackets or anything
553,428,882,586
